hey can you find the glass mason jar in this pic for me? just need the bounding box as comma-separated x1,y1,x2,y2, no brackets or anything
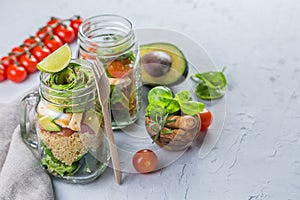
20,59,110,184
78,14,142,129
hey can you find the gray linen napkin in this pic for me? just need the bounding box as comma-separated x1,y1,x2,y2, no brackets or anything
0,102,54,200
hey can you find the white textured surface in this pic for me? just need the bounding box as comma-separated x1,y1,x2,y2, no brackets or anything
1,0,300,199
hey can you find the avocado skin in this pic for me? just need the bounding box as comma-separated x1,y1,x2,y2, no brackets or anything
140,42,188,86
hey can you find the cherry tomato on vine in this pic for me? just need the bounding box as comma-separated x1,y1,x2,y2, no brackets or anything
70,17,83,34
107,59,133,78
31,45,51,62
132,149,157,173
36,26,51,38
11,46,25,61
1,56,14,68
23,37,40,49
43,35,63,52
53,24,75,43
19,54,38,74
198,108,213,131
0,64,6,82
46,17,60,28
6,64,27,83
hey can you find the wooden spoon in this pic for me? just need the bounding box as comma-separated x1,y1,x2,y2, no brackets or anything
92,58,122,184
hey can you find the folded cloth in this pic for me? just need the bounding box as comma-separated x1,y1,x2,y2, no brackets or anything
0,102,54,200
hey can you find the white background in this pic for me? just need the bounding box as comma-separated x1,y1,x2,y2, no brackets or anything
1,0,300,199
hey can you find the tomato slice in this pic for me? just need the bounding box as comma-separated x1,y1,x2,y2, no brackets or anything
132,149,157,173
106,59,133,78
52,128,75,137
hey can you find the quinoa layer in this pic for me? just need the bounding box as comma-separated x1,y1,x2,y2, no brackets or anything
39,131,87,165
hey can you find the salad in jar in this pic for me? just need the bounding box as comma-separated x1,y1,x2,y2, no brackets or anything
78,14,142,129
36,55,110,183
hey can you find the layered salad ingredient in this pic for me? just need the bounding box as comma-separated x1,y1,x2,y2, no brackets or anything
36,44,106,178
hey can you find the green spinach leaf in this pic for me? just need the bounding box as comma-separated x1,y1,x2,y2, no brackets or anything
166,99,180,114
191,67,227,100
175,90,192,104
180,101,205,116
148,86,173,107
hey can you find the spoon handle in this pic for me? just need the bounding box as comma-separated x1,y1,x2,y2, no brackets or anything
103,102,122,184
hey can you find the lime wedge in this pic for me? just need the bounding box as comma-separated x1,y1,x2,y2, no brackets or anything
37,44,72,73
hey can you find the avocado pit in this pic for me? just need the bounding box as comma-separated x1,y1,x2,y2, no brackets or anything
141,51,172,77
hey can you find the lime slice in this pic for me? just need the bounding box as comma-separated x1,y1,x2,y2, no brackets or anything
37,44,72,73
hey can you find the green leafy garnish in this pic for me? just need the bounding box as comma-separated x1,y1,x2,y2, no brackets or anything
191,67,227,100
175,90,192,103
42,155,80,177
146,86,204,116
146,104,165,118
148,86,173,106
165,99,180,114
146,86,205,142
180,101,205,116
146,108,169,143
117,51,136,62
161,129,173,135
41,143,81,176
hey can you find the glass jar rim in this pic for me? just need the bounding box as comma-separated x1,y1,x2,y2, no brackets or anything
39,59,96,96
78,14,133,47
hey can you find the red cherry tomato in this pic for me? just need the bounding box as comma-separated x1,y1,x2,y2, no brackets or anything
23,36,40,49
31,45,51,62
70,17,83,34
132,149,157,173
11,46,25,61
53,24,75,43
106,59,133,78
43,35,63,52
0,64,6,82
46,17,60,28
6,64,27,83
36,26,51,38
1,56,14,68
19,54,38,74
198,108,213,131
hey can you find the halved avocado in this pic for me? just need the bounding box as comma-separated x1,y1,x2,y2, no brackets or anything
140,42,188,86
